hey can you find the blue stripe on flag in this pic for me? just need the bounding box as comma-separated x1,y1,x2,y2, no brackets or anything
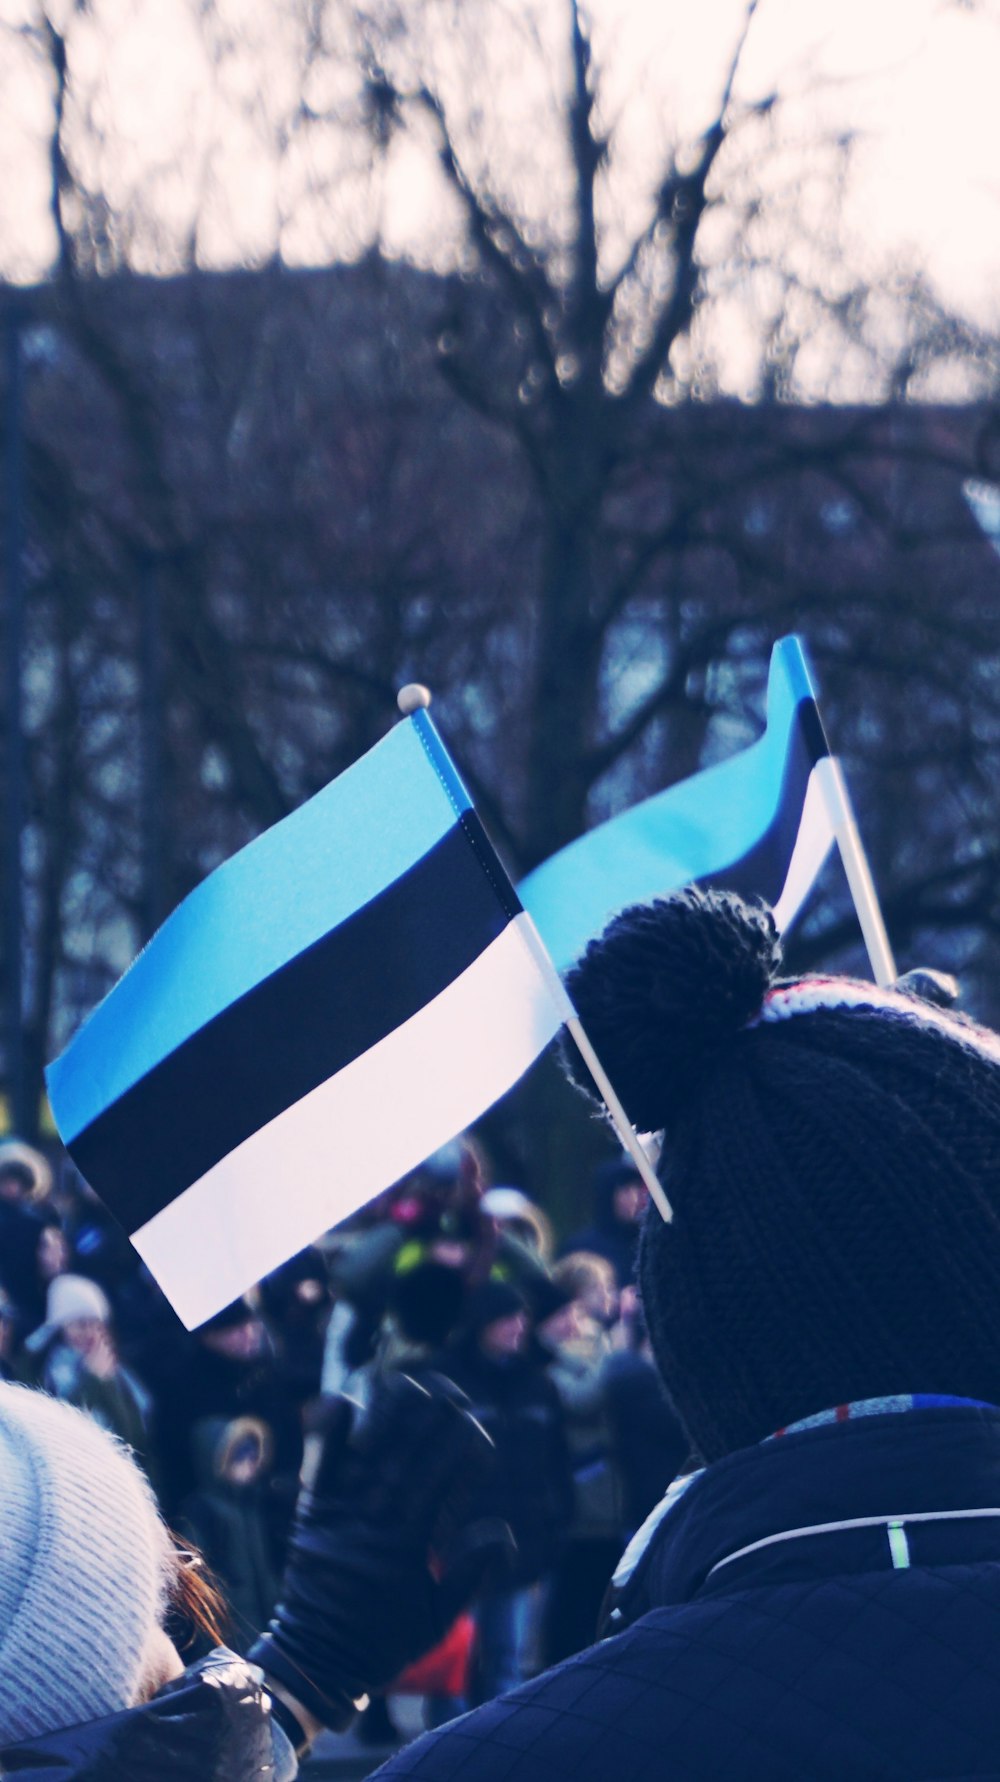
520,637,824,970
47,715,472,1143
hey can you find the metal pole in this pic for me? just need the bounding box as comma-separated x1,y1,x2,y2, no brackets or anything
4,308,25,1135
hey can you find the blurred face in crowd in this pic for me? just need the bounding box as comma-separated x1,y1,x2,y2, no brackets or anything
200,1316,266,1361
537,1299,588,1348
580,1272,619,1326
613,1178,649,1225
62,1314,106,1358
479,1310,529,1359
0,1166,31,1205
428,1238,470,1270
37,1225,70,1282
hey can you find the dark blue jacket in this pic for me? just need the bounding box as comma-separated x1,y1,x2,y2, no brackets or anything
374,1404,1000,1779
431,1341,574,1586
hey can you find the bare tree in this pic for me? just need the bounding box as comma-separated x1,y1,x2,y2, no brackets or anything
5,0,1000,1206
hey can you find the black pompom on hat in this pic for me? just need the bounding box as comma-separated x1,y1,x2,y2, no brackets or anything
564,886,1000,1461
564,886,781,1131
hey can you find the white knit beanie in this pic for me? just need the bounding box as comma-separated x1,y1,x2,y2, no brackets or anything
0,1384,173,1745
45,1272,111,1330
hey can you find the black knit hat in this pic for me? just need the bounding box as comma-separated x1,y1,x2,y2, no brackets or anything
200,1296,257,1334
467,1279,526,1334
564,885,1000,1463
530,1275,576,1325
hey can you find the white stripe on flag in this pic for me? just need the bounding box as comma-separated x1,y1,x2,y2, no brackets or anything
131,915,571,1329
771,762,837,933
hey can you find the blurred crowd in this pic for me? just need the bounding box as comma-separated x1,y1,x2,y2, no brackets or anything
0,1132,686,1742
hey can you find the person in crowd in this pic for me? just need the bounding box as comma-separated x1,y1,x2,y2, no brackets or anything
0,1368,502,1777
372,886,1000,1780
321,1140,491,1386
8,1215,71,1337
436,1279,574,1704
35,1218,71,1292
178,1415,281,1654
560,1155,649,1288
0,1140,55,1319
257,1247,332,1413
480,1186,556,1265
0,1139,52,1208
552,1249,620,1328
321,1139,551,1392
0,1289,19,1382
533,1274,625,1664
600,1284,690,1538
55,1166,136,1296
18,1271,156,1469
153,1295,302,1519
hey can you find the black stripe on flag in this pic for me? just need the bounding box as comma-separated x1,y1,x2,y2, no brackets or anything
69,813,521,1232
710,697,830,906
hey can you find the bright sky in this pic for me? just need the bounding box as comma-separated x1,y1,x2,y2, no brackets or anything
1,0,998,344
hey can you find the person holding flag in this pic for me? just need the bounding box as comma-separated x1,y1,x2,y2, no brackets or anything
37,646,998,1779
371,886,1000,1781
12,882,1000,1779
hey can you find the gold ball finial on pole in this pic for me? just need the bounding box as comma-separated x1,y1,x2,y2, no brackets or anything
397,683,432,715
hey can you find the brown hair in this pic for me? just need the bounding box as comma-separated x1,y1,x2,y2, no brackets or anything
553,1251,618,1302
166,1536,229,1652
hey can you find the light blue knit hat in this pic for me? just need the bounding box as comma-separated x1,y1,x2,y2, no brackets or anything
0,1384,173,1744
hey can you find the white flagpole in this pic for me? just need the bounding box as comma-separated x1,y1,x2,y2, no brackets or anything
564,1014,674,1223
816,757,896,988
518,913,674,1224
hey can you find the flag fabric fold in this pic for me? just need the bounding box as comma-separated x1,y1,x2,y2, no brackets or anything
520,636,837,971
47,712,573,1329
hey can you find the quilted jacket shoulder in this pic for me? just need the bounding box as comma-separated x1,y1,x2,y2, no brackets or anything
0,1648,279,1781
373,1405,1000,1781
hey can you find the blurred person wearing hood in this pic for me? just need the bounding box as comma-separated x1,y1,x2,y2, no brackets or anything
154,1296,301,1518
179,1416,281,1653
0,1141,58,1321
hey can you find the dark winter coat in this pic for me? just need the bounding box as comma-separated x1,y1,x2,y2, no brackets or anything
0,1202,50,1329
17,1339,153,1465
0,1649,287,1780
601,1347,689,1535
433,1341,574,1586
179,1418,281,1650
373,1403,1000,1779
153,1339,301,1514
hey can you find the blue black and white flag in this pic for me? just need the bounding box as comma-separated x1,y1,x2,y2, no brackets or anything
520,636,838,971
47,712,573,1329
